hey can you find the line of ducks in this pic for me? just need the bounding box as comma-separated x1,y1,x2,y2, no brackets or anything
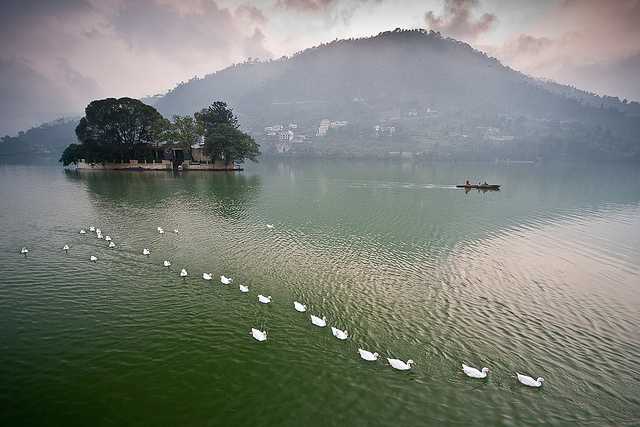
19,223,545,388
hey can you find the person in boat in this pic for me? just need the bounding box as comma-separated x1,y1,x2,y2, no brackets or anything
483,181,488,186
465,179,470,186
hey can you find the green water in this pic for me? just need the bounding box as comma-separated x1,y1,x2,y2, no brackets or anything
1,160,639,426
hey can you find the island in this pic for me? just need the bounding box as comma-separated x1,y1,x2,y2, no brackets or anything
59,98,260,171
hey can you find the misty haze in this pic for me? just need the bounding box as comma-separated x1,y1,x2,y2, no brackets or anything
1,1,639,426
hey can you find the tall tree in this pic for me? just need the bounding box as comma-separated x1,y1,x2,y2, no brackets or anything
60,97,166,164
168,115,201,159
195,102,260,164
76,97,164,146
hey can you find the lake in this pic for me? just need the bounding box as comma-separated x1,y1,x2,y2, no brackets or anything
1,159,639,426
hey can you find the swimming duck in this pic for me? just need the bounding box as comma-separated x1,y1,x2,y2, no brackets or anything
462,364,489,379
387,358,414,371
516,373,544,388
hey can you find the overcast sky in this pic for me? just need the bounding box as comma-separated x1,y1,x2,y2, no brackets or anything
1,0,640,135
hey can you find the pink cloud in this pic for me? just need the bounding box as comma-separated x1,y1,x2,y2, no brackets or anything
425,0,497,41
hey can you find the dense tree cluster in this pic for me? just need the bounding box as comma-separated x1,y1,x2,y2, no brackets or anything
59,98,259,166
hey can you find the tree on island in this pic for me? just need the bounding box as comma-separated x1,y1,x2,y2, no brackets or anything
167,115,201,160
195,101,259,164
60,98,260,166
60,97,167,165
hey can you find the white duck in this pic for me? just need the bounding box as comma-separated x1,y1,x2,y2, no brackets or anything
63,244,69,253
202,273,212,281
258,294,272,304
462,364,489,379
89,226,95,232
79,229,86,234
173,229,179,234
90,255,98,262
358,349,379,361
142,248,150,256
331,327,348,340
239,284,249,293
220,275,233,285
105,236,112,241
310,315,327,327
95,228,101,234
388,358,414,371
21,247,29,255
108,241,116,248
163,260,171,267
266,224,274,229
516,373,544,388
156,226,163,232
293,301,307,312
180,268,188,278
158,228,164,234
250,328,267,342
96,233,104,240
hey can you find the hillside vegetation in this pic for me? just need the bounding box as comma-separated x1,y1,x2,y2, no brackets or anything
3,29,639,162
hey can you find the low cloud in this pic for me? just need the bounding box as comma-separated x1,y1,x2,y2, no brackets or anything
0,0,272,135
425,0,496,41
276,0,336,12
487,0,640,100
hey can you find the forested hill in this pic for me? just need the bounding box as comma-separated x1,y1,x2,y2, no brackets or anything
0,118,79,162
154,29,639,160
3,29,639,162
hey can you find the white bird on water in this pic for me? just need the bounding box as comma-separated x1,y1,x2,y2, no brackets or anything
105,236,112,241
310,315,327,327
142,248,150,256
258,294,272,304
90,255,98,262
89,226,95,232
516,373,544,388
239,284,249,293
180,268,188,278
331,327,348,340
163,260,171,267
250,328,267,342
79,229,86,234
293,301,307,312
63,244,69,253
21,247,29,256
266,224,274,229
96,233,104,239
220,275,233,285
173,229,179,234
158,228,164,234
202,273,212,281
388,358,414,371
156,226,162,232
95,228,101,234
108,241,116,248
462,364,489,379
358,349,379,361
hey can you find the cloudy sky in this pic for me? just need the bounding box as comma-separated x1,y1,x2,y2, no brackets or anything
1,0,639,135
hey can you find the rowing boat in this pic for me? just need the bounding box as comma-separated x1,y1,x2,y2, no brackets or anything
456,184,501,190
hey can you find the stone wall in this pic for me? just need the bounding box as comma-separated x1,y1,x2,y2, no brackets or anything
76,160,171,170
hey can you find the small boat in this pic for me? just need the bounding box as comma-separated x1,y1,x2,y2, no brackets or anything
456,184,501,190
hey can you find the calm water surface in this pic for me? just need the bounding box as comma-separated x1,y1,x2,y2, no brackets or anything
1,160,639,426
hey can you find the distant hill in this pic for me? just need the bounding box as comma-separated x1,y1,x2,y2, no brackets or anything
154,29,640,161
0,118,79,162
5,29,639,162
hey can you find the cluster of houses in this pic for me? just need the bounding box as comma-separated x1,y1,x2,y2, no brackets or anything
374,125,396,137
264,123,308,153
317,120,348,137
263,119,350,153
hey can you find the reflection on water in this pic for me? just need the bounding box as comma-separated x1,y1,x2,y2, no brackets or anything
1,160,639,426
